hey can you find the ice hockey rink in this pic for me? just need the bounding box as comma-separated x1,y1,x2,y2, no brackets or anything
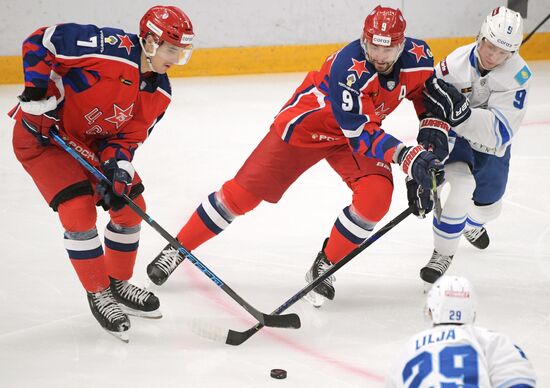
0,62,549,388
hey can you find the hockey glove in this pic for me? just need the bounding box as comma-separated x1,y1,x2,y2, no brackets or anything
97,159,135,211
19,95,59,146
423,76,471,127
417,116,451,161
397,145,444,190
406,177,433,218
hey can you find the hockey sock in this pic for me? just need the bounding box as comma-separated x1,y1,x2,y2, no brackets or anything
324,175,391,263
177,179,261,250
465,200,502,230
104,222,140,281
65,228,109,292
433,162,475,256
324,206,377,263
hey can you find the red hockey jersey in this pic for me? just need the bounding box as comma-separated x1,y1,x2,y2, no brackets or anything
9,23,171,164
272,38,434,163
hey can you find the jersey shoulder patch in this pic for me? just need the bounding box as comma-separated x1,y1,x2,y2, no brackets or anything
514,65,532,86
401,37,434,68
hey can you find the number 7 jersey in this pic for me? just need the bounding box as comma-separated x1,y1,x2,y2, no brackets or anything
386,324,537,387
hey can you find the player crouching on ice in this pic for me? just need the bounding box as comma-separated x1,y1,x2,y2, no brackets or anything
386,276,536,387
9,6,194,341
146,6,445,308
417,7,532,284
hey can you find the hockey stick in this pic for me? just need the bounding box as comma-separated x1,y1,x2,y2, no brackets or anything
225,206,414,345
430,170,442,224
521,13,550,45
50,129,300,330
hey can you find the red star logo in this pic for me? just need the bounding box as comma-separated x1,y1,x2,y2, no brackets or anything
105,103,134,129
117,34,135,55
408,42,428,63
348,58,369,78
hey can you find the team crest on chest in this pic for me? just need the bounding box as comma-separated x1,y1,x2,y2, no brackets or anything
105,103,134,129
408,42,428,63
348,58,369,78
116,34,134,55
386,80,396,90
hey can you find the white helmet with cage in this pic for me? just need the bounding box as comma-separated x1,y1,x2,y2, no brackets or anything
426,275,476,325
478,6,524,52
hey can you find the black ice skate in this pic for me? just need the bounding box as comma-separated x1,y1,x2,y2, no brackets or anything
304,240,335,308
87,287,130,342
147,243,186,285
463,227,490,249
110,277,162,319
420,250,454,284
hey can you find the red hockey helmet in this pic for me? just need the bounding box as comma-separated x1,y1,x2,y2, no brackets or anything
363,6,406,47
139,6,194,48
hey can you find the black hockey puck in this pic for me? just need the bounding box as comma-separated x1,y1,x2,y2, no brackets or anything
270,368,287,379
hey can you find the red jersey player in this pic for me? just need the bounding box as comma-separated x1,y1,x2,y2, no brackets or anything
9,6,194,341
147,6,445,307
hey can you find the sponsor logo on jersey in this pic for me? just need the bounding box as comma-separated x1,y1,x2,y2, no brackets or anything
444,290,470,298
311,133,339,142
372,34,391,46
346,74,356,87
514,65,531,86
440,58,449,76
104,35,118,45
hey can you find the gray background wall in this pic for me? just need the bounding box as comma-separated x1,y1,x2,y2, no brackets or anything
1,0,549,55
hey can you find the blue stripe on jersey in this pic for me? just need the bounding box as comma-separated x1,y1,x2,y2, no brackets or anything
66,246,104,260
334,219,365,245
23,70,50,88
63,69,100,93
283,85,314,111
283,107,323,143
197,204,223,234
104,238,139,252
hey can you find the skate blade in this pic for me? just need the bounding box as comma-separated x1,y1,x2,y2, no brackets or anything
423,281,433,294
121,305,163,319
303,291,325,308
105,328,129,343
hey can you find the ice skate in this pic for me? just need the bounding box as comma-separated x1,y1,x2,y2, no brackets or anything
304,241,335,308
464,227,490,249
110,277,162,319
147,243,186,285
87,287,130,342
420,250,454,284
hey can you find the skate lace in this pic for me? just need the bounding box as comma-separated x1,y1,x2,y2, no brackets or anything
92,289,126,323
464,227,484,242
114,281,151,306
154,246,184,275
317,257,335,284
426,252,453,273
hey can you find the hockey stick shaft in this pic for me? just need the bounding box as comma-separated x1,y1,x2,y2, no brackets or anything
226,206,413,345
522,13,550,45
50,129,300,329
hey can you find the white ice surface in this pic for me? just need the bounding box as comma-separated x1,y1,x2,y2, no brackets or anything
1,62,549,388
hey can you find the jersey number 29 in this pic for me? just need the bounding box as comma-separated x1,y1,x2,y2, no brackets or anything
402,345,479,387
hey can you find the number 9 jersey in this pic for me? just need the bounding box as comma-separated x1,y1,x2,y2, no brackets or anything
385,324,537,387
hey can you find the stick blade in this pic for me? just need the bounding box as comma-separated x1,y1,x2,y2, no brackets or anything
226,326,261,346
261,312,301,329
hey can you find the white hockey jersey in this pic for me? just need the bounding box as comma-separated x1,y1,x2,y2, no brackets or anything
435,43,532,156
386,324,536,387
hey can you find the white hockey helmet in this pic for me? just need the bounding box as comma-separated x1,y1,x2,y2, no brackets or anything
478,6,523,52
426,275,476,325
